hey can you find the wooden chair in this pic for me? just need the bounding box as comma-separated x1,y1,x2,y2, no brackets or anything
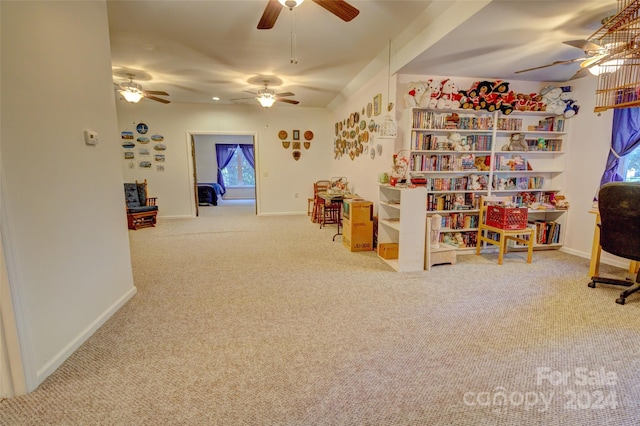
312,180,330,223
475,195,534,264
124,179,158,230
312,180,340,227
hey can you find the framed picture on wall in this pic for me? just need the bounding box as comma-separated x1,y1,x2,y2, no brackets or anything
373,94,382,116
293,130,300,141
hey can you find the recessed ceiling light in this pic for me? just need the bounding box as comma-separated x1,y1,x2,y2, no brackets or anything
212,96,220,101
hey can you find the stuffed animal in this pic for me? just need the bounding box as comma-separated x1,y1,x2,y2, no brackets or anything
502,133,528,151
426,79,441,108
559,87,580,118
448,132,469,151
437,79,462,109
474,156,490,171
404,81,429,108
540,85,566,115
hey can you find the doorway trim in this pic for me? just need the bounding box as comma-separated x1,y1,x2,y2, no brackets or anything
186,131,260,216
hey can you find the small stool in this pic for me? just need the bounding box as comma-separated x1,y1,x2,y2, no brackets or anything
427,243,457,270
307,198,314,216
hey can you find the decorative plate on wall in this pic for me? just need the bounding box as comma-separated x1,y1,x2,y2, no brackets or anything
304,130,314,141
136,123,148,134
278,130,288,140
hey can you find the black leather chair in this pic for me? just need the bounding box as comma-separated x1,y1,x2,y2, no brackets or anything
588,182,640,304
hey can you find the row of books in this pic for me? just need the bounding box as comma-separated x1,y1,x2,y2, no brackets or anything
418,176,478,192
532,116,565,132
412,111,494,130
427,192,480,211
492,175,545,190
411,153,491,172
513,221,561,246
438,212,480,230
411,132,493,151
524,138,562,151
496,118,523,131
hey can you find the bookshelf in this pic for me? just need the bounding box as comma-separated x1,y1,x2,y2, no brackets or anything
377,185,428,271
406,108,569,253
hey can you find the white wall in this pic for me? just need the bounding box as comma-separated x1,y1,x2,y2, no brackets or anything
1,1,136,391
118,103,330,216
328,66,396,208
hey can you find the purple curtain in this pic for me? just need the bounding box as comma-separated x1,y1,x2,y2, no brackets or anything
215,144,238,193
239,144,255,169
600,108,640,186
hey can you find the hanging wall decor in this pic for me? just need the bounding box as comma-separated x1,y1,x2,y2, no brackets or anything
304,141,310,149
282,141,291,149
292,150,301,161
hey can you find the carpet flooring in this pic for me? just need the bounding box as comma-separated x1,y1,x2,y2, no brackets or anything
2,201,640,425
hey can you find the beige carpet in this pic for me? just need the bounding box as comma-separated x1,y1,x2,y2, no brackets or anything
2,203,640,425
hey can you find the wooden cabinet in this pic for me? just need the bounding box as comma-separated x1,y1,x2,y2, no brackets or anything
406,108,569,252
377,184,427,271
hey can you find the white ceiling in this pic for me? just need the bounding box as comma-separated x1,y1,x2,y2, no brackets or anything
107,0,618,109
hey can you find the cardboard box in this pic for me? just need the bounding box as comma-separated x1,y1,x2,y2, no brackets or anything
343,222,373,252
378,242,399,259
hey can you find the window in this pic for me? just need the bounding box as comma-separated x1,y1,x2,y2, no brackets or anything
623,147,640,182
220,146,255,186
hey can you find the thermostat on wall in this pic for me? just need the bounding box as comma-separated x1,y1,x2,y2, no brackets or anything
84,130,99,145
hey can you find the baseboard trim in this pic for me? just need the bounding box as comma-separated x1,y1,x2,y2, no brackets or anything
34,286,137,386
560,247,630,270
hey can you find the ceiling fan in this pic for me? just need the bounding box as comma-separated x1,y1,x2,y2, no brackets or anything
257,0,359,30
513,13,627,80
233,80,300,107
114,73,170,104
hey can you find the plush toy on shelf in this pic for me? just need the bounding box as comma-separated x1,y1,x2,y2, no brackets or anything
448,132,469,151
502,133,528,151
474,156,490,171
404,81,429,108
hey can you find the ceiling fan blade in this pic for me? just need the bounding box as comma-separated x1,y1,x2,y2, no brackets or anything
258,0,282,29
569,68,591,80
277,98,299,105
579,53,612,69
276,92,295,97
563,39,603,52
514,58,585,74
243,90,258,95
145,95,171,104
312,0,359,22
144,90,169,96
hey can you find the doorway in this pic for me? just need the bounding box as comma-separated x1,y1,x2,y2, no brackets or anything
189,132,259,216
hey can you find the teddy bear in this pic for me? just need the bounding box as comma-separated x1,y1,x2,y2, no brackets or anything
404,81,429,108
426,79,441,108
437,79,462,109
502,133,528,151
474,156,490,171
448,132,469,151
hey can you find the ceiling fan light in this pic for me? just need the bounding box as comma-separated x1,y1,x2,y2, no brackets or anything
278,0,304,8
257,95,276,108
588,59,624,76
121,89,144,103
